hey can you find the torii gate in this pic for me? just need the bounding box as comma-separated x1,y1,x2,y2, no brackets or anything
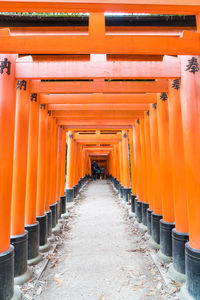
0,3,200,300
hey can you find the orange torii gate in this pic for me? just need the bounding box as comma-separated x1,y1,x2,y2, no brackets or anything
0,4,200,300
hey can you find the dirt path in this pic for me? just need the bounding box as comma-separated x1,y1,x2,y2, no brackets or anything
24,180,180,300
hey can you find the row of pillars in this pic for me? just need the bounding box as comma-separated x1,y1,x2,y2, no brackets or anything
108,56,200,300
0,54,89,300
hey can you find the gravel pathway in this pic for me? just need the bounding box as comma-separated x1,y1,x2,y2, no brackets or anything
33,180,179,300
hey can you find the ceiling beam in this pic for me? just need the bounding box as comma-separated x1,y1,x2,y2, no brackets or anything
41,93,157,104
16,55,180,79
30,79,168,93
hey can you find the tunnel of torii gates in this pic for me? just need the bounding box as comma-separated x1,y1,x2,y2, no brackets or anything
1,2,200,300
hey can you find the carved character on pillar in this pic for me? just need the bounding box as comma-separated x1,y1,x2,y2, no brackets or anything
16,80,27,90
160,92,168,101
40,104,46,110
146,110,150,116
69,134,73,139
152,103,157,109
123,133,127,138
48,110,51,116
185,57,199,74
0,58,11,75
136,119,140,124
30,93,37,102
172,79,180,90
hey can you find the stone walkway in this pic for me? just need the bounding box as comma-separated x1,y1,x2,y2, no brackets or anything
28,180,179,300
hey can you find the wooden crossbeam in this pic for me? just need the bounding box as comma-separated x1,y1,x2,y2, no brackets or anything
41,94,157,104
0,0,199,14
31,79,168,93
16,55,180,79
2,30,200,55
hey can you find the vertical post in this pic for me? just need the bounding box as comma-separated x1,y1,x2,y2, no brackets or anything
179,56,200,299
56,126,63,218
118,141,124,198
25,93,42,266
149,104,162,246
140,117,149,227
66,131,74,202
60,129,67,216
144,111,153,235
45,111,53,239
134,120,143,223
36,105,51,252
11,80,33,284
168,79,189,281
157,93,175,262
49,118,58,229
121,130,131,202
0,54,20,299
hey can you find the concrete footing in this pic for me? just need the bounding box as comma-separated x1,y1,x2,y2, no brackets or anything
11,286,22,300
156,250,172,264
28,253,43,266
14,267,33,285
167,263,186,284
148,237,160,250
39,242,51,253
138,223,147,234
180,285,196,300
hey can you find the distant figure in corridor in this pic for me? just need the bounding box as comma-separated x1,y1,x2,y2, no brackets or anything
101,166,106,180
91,161,99,180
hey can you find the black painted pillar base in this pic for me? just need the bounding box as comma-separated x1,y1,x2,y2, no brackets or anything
159,220,175,258
135,200,142,223
151,213,162,244
142,202,149,226
46,210,52,237
36,214,51,253
50,203,57,228
25,222,42,266
147,209,153,235
131,195,136,213
180,242,200,300
123,188,131,202
56,201,59,223
120,186,124,198
60,195,66,214
172,229,189,275
0,245,14,300
66,188,74,202
10,231,33,285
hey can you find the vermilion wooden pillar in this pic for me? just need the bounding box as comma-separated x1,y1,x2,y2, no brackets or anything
73,141,78,197
157,94,175,261
129,128,137,214
45,111,54,238
139,117,149,227
134,120,143,223
36,105,51,252
129,128,136,196
149,104,162,246
168,79,189,281
25,93,42,266
49,118,60,230
0,54,19,300
121,130,131,201
60,129,67,216
144,111,153,235
179,56,200,300
66,131,74,202
10,80,33,285
56,126,63,218
118,141,124,198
